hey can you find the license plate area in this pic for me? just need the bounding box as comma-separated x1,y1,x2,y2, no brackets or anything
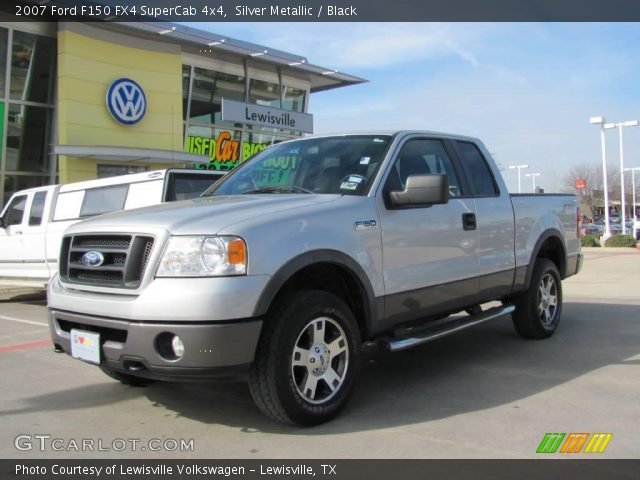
70,329,101,364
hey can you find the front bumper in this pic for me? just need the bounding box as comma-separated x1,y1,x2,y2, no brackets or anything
47,274,271,322
49,309,262,382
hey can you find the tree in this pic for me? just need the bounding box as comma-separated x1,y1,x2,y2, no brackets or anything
560,162,620,219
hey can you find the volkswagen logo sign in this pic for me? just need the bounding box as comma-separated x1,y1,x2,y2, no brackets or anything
81,251,105,268
106,78,147,125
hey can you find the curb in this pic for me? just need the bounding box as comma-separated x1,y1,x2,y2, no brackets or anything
581,246,638,252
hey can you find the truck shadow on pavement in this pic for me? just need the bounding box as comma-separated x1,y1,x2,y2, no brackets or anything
138,300,640,434
3,301,638,435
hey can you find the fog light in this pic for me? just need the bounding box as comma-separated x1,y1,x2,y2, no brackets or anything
171,335,185,358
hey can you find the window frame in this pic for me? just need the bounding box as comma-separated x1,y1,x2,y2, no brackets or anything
3,194,28,226
79,184,130,218
451,140,501,198
380,136,472,209
28,190,47,226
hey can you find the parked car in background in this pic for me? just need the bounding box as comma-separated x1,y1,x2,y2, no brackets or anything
580,223,603,236
0,169,225,287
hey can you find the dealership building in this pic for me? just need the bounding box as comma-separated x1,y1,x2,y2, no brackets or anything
0,20,365,207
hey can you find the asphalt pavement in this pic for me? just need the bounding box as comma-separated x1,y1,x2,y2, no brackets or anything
0,248,638,459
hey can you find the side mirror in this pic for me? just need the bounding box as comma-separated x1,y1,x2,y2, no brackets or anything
389,174,449,208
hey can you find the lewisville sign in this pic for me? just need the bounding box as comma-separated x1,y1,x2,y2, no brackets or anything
222,99,313,134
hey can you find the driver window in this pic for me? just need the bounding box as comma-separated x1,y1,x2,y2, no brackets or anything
384,139,462,197
5,195,28,226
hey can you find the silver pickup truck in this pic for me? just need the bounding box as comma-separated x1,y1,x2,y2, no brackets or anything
48,131,582,425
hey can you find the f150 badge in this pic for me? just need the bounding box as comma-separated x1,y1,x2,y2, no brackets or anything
354,220,377,231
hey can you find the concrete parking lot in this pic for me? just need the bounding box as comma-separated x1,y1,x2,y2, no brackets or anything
1,248,639,459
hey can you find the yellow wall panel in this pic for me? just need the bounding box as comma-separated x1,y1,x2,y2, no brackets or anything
58,77,181,113
58,54,181,94
57,28,184,183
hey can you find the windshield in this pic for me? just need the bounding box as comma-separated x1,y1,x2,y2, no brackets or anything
204,135,392,196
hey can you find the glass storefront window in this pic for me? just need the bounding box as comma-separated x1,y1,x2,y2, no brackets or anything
10,31,55,104
283,86,305,112
184,125,243,170
182,64,191,121
0,28,8,95
189,67,244,125
249,78,280,108
243,125,294,146
6,104,51,173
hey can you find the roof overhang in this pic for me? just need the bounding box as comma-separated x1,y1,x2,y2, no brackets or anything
108,22,367,93
53,145,209,164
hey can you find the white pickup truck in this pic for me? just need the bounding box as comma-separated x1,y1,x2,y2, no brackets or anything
1,169,224,287
48,131,582,425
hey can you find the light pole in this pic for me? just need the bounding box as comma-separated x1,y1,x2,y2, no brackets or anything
589,117,611,240
525,172,541,193
624,166,640,239
603,119,639,234
508,164,529,193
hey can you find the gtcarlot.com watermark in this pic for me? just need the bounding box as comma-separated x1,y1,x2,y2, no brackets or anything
15,434,194,452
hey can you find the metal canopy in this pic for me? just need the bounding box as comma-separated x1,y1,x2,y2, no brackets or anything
53,145,209,164
113,22,367,93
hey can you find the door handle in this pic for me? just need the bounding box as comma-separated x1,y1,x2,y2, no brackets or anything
14,230,23,235
462,213,476,231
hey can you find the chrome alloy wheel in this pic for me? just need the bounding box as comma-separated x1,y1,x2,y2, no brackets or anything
538,273,558,326
291,316,349,405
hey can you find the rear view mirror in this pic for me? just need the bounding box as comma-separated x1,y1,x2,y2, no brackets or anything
389,174,449,208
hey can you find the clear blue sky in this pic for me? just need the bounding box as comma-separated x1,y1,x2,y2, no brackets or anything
184,22,640,192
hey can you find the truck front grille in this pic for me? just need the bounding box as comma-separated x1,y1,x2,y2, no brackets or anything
60,234,155,289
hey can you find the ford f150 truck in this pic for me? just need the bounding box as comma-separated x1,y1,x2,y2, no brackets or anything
48,131,582,425
0,169,224,287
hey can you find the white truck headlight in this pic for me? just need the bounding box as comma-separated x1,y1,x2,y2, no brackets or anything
156,236,247,277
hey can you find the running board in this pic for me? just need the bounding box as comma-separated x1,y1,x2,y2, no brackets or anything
384,304,516,352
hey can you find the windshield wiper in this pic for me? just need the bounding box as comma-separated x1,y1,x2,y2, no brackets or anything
243,186,313,194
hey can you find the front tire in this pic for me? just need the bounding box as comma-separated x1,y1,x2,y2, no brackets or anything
249,290,361,426
512,258,563,339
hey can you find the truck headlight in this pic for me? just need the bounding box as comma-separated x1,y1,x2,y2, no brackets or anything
156,236,247,277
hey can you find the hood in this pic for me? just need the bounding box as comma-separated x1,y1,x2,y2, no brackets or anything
67,194,342,235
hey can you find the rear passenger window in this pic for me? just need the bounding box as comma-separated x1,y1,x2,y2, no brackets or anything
455,141,499,196
29,191,47,226
80,185,129,217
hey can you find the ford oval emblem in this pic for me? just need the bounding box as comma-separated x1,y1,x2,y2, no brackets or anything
81,251,105,268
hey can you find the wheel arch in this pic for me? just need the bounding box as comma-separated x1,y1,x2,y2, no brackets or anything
253,250,378,340
524,229,567,289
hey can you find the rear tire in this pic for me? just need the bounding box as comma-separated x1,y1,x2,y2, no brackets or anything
99,365,153,387
512,258,563,339
249,290,361,426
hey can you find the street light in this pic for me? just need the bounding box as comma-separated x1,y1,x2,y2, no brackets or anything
603,119,639,234
624,166,640,239
508,164,529,193
589,116,611,240
525,172,541,193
